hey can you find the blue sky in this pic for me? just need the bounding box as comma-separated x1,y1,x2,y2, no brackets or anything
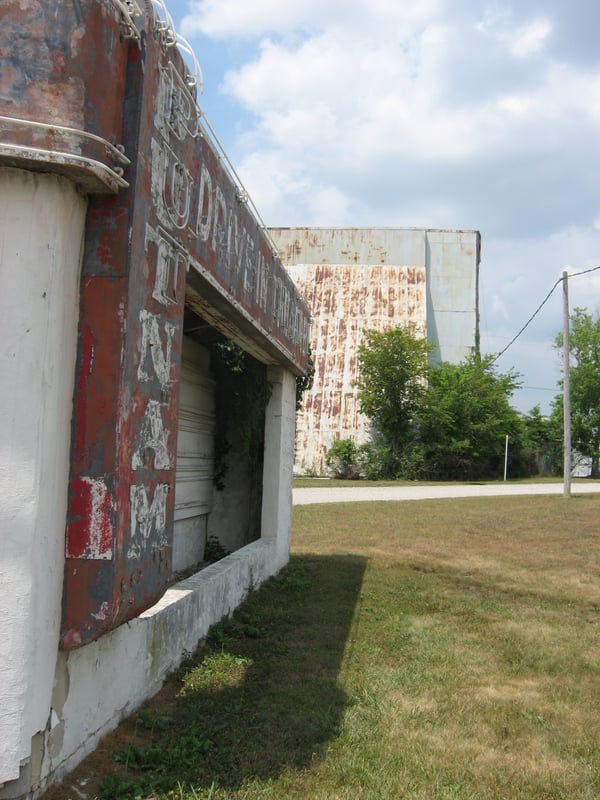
159,0,600,414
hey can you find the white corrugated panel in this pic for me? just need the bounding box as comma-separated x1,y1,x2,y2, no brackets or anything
173,336,215,572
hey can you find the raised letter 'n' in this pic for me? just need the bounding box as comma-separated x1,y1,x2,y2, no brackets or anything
137,310,175,392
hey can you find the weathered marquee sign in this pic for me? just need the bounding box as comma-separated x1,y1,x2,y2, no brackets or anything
0,0,310,648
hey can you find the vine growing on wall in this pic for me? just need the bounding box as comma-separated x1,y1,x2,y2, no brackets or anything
296,345,315,411
210,341,272,490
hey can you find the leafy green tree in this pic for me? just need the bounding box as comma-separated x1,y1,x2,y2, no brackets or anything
548,397,564,475
520,405,560,475
356,435,396,480
416,356,524,480
210,341,271,489
356,325,432,475
554,308,600,477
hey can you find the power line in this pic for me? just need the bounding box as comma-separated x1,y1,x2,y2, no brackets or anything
489,264,600,366
489,277,562,365
571,264,600,279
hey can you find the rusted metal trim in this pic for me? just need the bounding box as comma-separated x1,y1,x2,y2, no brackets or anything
0,0,130,194
112,0,143,39
0,143,129,191
0,115,130,166
175,33,204,93
150,0,177,45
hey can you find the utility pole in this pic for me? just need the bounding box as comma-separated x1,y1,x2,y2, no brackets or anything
562,270,571,497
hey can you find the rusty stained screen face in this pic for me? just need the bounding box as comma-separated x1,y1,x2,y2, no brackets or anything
24,3,312,648
289,263,427,474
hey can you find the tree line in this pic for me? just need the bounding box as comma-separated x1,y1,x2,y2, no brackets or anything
325,309,600,481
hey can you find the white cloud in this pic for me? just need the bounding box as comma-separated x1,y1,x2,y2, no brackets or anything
172,0,600,412
510,18,553,57
480,226,600,349
182,0,443,39
474,7,552,58
182,0,319,37
213,6,598,191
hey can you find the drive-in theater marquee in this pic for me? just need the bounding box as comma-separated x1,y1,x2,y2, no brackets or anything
0,0,310,648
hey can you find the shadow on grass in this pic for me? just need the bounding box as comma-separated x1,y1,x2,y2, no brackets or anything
95,553,368,798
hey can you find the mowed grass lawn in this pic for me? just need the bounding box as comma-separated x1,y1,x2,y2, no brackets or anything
45,495,600,800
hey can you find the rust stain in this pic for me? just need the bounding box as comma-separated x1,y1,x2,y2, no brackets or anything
289,262,427,474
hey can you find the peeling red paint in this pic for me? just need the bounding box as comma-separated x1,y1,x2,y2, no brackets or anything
96,245,111,265
74,319,96,461
52,52,66,76
66,476,113,559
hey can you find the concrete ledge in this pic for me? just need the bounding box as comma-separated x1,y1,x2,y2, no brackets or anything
29,539,279,799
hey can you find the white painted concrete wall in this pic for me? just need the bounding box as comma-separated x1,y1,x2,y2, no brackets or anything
0,352,296,799
0,167,298,799
26,371,298,797
261,367,297,571
0,168,86,787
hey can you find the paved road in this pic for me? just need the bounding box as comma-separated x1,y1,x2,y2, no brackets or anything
293,482,600,505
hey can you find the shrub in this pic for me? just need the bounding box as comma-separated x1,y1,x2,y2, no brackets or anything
325,439,360,479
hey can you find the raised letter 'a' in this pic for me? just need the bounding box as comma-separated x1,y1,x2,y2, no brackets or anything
131,400,171,470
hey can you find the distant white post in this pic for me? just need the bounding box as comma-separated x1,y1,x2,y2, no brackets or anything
503,435,509,481
562,271,571,498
